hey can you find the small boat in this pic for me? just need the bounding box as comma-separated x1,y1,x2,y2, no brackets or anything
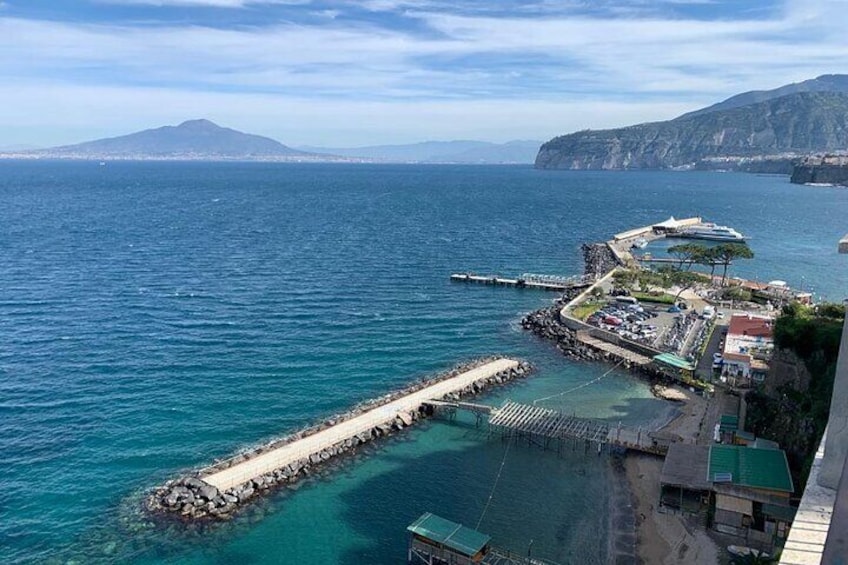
631,237,648,249
727,545,769,558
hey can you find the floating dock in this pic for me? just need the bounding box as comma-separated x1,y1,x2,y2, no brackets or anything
450,273,593,292
201,358,520,492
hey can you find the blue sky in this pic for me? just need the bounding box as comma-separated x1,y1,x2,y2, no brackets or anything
0,0,846,146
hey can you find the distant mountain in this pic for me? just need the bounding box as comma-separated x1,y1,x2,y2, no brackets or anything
30,119,326,160
681,74,848,119
536,86,848,171
298,140,542,164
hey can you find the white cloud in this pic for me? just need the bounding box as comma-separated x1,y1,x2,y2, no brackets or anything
0,0,847,145
95,0,310,7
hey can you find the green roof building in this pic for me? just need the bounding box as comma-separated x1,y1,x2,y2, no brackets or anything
708,444,794,493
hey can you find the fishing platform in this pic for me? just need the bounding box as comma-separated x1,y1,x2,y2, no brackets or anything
425,399,673,456
450,272,595,292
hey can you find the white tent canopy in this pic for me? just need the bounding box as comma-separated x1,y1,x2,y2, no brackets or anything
653,216,681,229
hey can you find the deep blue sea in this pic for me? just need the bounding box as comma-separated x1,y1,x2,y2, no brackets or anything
1,161,846,564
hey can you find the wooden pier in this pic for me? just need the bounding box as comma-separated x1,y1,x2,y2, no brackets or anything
487,401,670,456
450,273,593,292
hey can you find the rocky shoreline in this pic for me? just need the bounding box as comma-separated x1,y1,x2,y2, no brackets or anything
146,357,533,522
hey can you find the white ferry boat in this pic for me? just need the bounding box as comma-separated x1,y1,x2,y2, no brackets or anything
676,223,747,242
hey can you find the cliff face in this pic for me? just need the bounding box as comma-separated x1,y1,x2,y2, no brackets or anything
536,92,848,170
791,154,848,185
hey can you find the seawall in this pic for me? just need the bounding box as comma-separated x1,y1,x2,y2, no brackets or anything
147,356,532,521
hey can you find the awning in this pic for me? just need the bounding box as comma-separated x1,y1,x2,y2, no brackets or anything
653,353,696,371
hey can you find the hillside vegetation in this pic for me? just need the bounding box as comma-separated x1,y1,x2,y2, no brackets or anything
745,302,844,490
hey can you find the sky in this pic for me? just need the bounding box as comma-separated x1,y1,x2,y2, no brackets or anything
0,0,847,147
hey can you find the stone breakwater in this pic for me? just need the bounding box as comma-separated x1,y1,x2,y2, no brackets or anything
146,357,533,522
582,242,621,279
522,304,617,365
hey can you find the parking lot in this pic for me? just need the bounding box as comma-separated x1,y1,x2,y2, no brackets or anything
585,297,715,361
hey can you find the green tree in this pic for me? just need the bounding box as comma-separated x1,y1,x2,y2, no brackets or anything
611,269,637,291
667,243,707,270
694,245,721,278
714,243,754,285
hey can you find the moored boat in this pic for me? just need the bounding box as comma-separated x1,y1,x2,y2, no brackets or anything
675,223,747,242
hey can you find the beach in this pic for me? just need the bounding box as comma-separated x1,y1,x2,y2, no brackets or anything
625,386,721,564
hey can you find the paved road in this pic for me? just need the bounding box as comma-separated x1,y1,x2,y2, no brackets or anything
202,358,519,491
695,324,727,382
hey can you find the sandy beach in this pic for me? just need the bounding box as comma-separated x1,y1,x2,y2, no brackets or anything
624,385,721,564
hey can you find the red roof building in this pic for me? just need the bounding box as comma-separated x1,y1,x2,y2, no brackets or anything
728,315,774,339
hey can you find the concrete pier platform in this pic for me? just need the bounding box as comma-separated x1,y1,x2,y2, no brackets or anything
200,358,520,492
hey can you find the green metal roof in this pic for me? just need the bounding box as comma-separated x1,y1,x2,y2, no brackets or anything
653,353,696,371
708,445,794,493
407,513,491,556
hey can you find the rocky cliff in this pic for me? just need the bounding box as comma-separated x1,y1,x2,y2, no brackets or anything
790,154,848,186
536,91,848,170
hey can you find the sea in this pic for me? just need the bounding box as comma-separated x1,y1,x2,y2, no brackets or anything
1,161,846,565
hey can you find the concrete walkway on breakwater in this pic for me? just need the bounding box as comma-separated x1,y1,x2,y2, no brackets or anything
201,358,520,492
575,331,653,366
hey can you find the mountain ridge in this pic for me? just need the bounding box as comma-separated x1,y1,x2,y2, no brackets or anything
679,74,848,119
536,81,848,171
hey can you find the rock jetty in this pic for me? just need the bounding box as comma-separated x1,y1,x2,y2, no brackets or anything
582,242,621,278
147,357,532,522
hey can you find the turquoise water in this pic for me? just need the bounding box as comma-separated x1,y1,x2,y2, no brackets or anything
1,162,845,564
